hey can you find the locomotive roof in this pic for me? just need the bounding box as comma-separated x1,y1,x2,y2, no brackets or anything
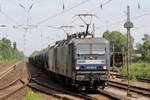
52,37,109,48
69,38,109,44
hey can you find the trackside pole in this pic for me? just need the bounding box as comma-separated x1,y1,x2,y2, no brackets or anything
124,5,133,96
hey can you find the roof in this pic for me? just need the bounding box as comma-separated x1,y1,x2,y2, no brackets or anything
69,38,109,44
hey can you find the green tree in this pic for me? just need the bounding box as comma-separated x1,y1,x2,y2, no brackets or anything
0,37,24,62
103,30,134,52
136,34,150,62
13,42,16,50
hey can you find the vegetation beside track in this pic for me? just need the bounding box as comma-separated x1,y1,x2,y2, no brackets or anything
0,38,24,64
104,31,150,81
24,91,43,100
111,62,150,80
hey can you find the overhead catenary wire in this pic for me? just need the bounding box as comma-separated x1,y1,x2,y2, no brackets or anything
3,10,150,31
0,11,19,24
95,10,150,30
0,0,4,11
3,9,150,31
133,24,150,31
0,0,20,24
86,0,112,13
36,0,92,25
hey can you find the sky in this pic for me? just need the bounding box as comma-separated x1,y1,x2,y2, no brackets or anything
0,0,150,56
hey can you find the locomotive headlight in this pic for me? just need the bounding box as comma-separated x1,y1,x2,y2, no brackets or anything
75,66,80,70
103,66,107,69
90,56,93,59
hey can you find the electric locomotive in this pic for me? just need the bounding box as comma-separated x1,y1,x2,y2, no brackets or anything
70,37,110,89
29,36,110,89
29,14,110,89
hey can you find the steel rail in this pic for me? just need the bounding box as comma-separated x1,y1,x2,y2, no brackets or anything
110,73,150,83
28,83,73,100
0,70,22,90
0,62,20,79
27,63,78,100
29,78,97,100
0,63,29,100
28,63,131,100
98,88,130,100
0,82,28,100
0,62,24,90
109,80,150,97
27,63,97,100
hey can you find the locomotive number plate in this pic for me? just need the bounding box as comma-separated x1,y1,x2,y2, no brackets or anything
86,66,97,70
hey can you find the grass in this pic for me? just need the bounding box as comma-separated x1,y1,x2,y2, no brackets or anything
111,62,150,80
0,58,24,64
23,91,44,100
0,59,16,64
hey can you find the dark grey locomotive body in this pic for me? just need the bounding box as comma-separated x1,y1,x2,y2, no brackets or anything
29,37,110,89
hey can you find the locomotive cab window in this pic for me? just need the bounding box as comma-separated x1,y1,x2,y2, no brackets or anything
76,44,90,54
92,44,105,54
76,44,106,54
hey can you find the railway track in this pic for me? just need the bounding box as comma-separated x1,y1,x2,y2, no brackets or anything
109,80,150,97
0,62,29,100
27,63,132,100
110,73,150,83
28,78,98,100
0,62,20,80
0,62,132,100
27,63,97,100
31,79,100,100
0,69,23,91
98,88,129,100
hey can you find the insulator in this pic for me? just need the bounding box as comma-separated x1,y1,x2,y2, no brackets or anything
100,3,103,9
138,3,141,9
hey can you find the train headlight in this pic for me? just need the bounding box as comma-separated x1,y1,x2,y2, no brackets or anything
103,66,107,69
90,56,93,59
75,66,80,70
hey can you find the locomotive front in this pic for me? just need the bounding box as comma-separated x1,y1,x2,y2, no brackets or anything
73,38,110,89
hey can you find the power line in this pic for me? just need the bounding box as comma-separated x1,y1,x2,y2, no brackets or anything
132,12,150,20
0,11,19,24
86,0,112,13
3,8,150,31
133,25,150,31
95,10,150,30
36,0,91,24
0,0,19,24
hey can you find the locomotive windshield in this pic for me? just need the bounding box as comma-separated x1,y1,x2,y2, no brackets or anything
76,44,105,54
92,44,105,54
76,44,90,54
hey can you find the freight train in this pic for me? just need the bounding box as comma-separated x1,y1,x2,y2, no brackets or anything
29,33,110,90
29,38,110,88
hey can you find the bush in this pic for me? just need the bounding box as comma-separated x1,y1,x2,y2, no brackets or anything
119,62,150,80
111,66,122,73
